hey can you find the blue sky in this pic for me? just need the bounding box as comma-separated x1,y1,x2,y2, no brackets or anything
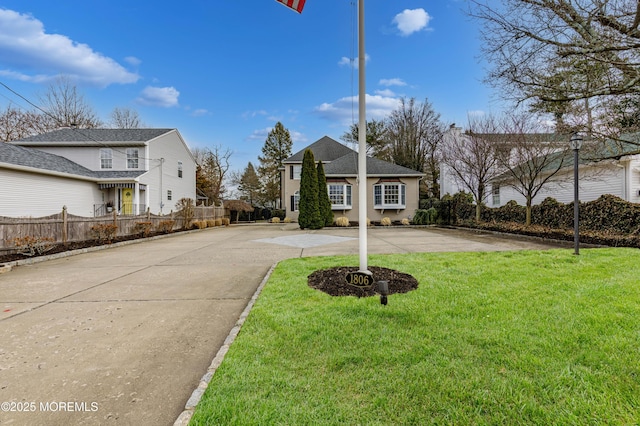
0,0,499,174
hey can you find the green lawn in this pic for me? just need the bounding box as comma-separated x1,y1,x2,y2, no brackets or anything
190,248,640,425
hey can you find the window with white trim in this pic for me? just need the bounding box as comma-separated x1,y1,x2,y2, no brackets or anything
328,184,352,209
126,148,139,169
100,148,112,169
290,165,302,180
492,186,500,206
291,191,300,211
374,183,406,209
178,161,183,178
167,190,172,201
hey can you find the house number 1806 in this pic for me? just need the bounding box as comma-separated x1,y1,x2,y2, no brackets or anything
345,271,373,288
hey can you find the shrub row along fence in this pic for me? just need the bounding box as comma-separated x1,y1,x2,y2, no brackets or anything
418,193,640,233
415,193,640,247
0,205,226,255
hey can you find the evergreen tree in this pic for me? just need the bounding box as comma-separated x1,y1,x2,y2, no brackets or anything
316,161,333,226
257,122,293,208
238,162,261,206
298,149,323,229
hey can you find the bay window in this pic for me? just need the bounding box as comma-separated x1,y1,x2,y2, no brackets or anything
374,182,406,209
328,184,352,209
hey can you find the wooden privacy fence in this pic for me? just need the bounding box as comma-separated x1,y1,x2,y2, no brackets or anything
0,205,226,255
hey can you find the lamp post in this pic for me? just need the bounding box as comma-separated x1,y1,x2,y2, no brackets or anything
570,133,583,255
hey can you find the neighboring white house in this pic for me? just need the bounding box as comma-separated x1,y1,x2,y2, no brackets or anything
281,136,425,223
440,127,640,207
2,128,196,217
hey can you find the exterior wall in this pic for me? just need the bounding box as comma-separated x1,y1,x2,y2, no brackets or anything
0,168,103,217
282,163,421,223
145,130,196,214
494,162,625,207
29,145,146,172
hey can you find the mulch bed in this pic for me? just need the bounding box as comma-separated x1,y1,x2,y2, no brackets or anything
0,232,171,264
308,266,418,297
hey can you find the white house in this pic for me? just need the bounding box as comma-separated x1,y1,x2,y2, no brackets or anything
2,128,196,217
281,136,424,223
440,127,640,207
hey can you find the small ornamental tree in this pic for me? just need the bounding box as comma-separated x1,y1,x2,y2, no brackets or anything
298,149,323,229
316,160,333,226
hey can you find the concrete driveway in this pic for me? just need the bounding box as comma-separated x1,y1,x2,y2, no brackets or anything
0,225,564,425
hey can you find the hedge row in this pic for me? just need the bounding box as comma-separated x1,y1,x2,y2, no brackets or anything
423,193,640,236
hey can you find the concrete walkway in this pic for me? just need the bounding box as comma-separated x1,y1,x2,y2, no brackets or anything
0,225,564,425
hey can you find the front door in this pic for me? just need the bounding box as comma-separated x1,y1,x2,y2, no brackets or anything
122,188,133,214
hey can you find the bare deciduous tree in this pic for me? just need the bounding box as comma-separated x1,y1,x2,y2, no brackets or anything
441,116,501,222
469,0,640,138
0,106,49,142
385,97,446,197
109,107,144,128
493,113,572,226
193,146,232,205
39,76,102,129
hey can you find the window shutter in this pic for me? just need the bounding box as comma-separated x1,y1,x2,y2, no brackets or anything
290,195,295,212
290,166,294,179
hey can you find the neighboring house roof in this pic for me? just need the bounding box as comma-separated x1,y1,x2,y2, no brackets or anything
0,142,146,180
492,134,640,183
586,135,640,161
286,136,355,162
285,135,424,177
0,142,96,178
13,128,174,147
223,200,253,212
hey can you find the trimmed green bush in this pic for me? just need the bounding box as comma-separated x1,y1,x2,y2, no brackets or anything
413,208,438,225
298,149,323,229
317,160,333,226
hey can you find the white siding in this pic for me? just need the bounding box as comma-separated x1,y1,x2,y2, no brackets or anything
33,146,145,171
0,169,103,217
496,163,624,206
145,131,196,214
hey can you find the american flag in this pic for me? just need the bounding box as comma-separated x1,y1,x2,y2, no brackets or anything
275,0,306,13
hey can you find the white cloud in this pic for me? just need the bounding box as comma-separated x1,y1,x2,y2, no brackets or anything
246,127,306,144
375,89,396,97
392,9,432,36
338,54,370,68
191,109,209,117
379,78,407,87
136,86,180,107
241,110,269,120
0,9,139,86
124,56,142,67
314,94,401,125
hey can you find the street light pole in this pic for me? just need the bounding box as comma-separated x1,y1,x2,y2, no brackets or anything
570,133,583,255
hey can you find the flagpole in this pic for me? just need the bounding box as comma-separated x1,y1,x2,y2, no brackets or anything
357,0,368,273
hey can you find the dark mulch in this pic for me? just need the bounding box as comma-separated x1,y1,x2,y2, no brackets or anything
308,266,418,297
0,232,173,264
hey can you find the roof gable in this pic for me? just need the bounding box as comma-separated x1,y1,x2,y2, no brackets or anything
286,136,355,162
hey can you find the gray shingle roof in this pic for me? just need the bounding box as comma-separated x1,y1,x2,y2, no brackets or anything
0,143,145,180
13,128,174,146
0,142,96,177
324,152,424,176
286,136,355,162
286,136,423,176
